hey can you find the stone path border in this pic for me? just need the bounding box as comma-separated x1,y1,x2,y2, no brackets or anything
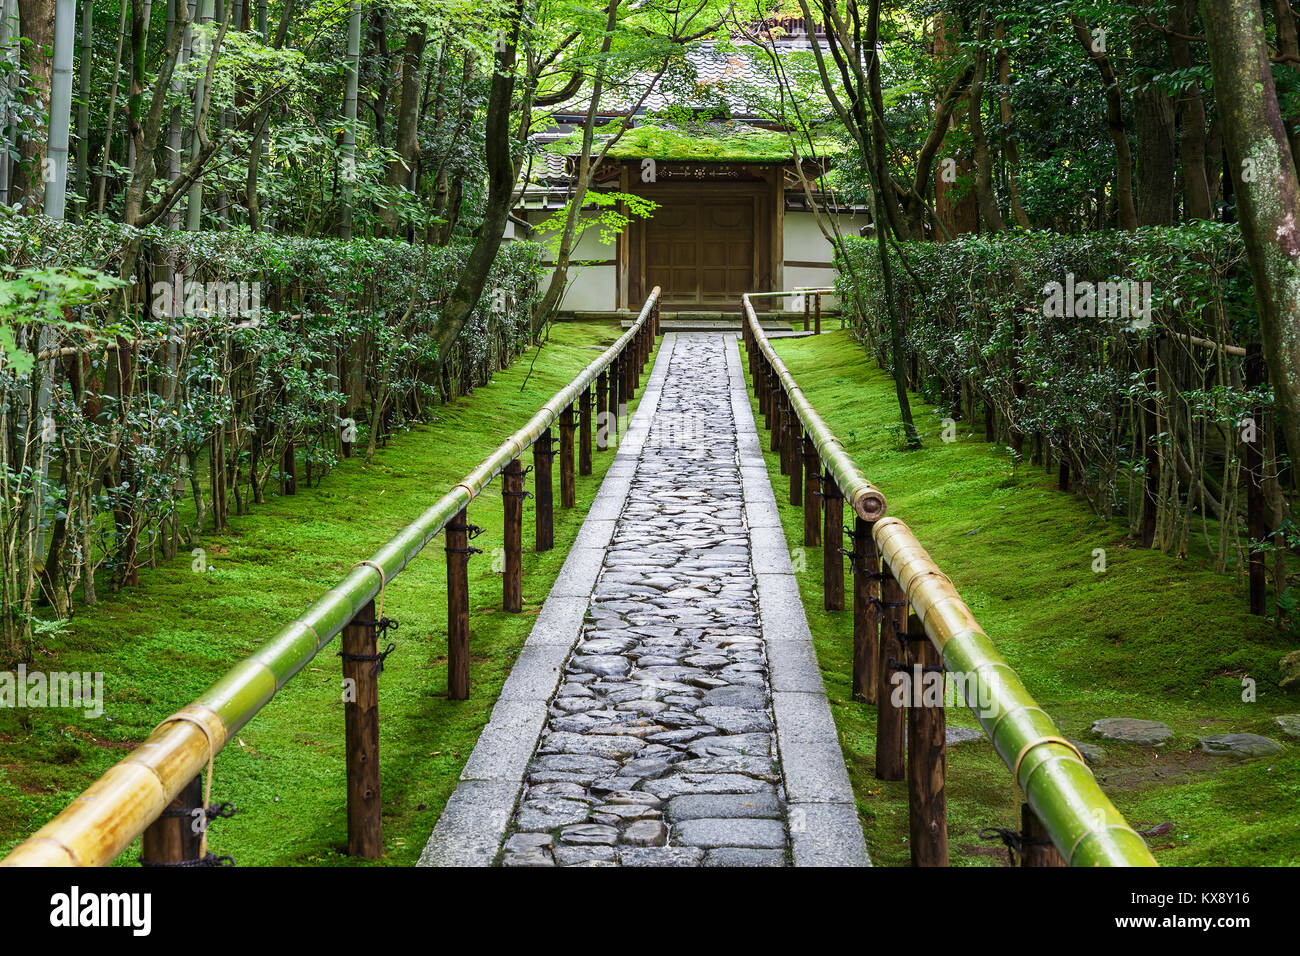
418,332,868,866
416,335,671,867
726,335,869,866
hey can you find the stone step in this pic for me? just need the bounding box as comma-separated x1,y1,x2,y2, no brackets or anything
562,309,840,334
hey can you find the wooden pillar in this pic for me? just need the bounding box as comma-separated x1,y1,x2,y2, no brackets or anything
762,369,775,433
875,566,907,781
446,510,472,700
802,435,821,546
611,356,622,442
906,611,947,866
560,405,576,509
503,458,523,612
622,343,635,403
579,387,593,476
596,371,609,451
140,775,203,865
1020,803,1066,866
822,469,844,611
852,517,879,703
1245,342,1266,615
535,430,554,552
814,293,822,335
770,383,784,457
788,425,802,506
342,597,383,856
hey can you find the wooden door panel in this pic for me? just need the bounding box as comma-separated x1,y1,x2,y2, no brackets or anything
642,196,759,306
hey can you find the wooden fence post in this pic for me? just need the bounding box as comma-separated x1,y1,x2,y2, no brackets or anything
852,516,878,703
1020,804,1066,866
804,293,810,331
905,611,947,866
503,458,524,612
611,356,622,443
1245,341,1266,615
535,430,554,552
814,293,822,335
822,468,844,611
596,371,609,452
788,424,802,506
802,435,821,546
446,509,473,700
560,404,576,509
770,382,784,457
342,597,383,857
579,387,593,476
140,775,204,865
875,566,907,781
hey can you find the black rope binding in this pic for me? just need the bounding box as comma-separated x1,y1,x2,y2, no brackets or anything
340,640,398,678
447,523,485,556
339,616,399,676
978,826,1051,867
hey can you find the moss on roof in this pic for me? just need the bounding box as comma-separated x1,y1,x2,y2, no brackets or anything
552,123,844,163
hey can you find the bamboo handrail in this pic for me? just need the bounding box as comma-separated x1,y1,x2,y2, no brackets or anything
1,288,662,868
741,293,1156,868
742,295,885,522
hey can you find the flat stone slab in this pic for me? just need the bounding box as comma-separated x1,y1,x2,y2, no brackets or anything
1274,714,1300,739
1069,740,1108,765
703,847,787,867
675,818,787,849
667,792,783,822
1090,717,1173,746
1198,733,1285,757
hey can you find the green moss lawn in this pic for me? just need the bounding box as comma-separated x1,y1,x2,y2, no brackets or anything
746,330,1299,867
0,320,656,866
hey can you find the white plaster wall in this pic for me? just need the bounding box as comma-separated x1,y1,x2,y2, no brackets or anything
782,209,872,308
524,210,618,311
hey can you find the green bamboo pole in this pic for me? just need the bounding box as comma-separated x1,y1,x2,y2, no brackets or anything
741,294,1155,868
1,289,661,868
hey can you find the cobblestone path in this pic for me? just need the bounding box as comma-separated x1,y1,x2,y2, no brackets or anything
501,334,790,867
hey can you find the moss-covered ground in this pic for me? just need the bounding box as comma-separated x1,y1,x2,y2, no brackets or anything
0,320,656,866
747,330,1299,867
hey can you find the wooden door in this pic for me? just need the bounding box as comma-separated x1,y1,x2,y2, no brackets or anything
644,199,754,306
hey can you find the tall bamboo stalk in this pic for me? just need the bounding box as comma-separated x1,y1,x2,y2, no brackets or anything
339,0,361,240
42,0,77,219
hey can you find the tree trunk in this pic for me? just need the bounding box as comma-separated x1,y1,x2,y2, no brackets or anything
429,0,523,362
13,0,56,211
1072,15,1138,229
1169,0,1214,219
969,10,1004,232
379,25,426,236
1202,0,1300,477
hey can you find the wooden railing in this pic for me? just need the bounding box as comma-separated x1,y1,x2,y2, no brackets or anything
741,292,1156,867
1,290,662,868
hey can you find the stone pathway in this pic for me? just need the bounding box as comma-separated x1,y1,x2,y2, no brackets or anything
504,334,785,867
419,332,866,868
